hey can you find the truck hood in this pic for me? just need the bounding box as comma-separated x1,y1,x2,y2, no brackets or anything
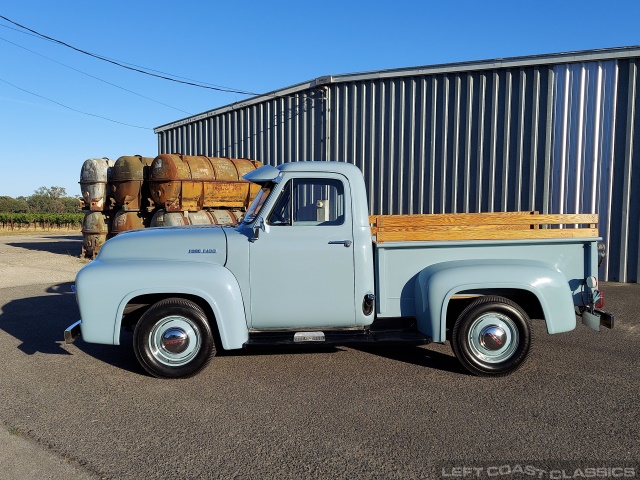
97,225,228,265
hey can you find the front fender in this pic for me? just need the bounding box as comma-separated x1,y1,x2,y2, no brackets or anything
76,260,248,349
414,261,576,343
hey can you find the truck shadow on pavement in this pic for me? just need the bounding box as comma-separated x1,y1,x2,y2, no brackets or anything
0,282,79,356
77,330,143,375
223,344,467,375
7,235,82,257
0,281,143,374
353,346,469,375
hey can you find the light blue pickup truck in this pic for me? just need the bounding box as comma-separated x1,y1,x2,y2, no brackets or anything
66,161,613,378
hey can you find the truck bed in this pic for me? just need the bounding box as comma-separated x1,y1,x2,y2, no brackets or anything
373,235,600,321
369,212,599,242
370,212,600,322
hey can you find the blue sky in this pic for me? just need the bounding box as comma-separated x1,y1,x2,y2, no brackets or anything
1,0,639,198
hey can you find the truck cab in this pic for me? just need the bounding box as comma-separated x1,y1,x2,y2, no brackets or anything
238,162,374,330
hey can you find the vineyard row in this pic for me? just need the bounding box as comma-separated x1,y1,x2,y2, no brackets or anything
0,213,85,228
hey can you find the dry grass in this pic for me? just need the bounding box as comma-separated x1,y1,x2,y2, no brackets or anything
0,227,81,237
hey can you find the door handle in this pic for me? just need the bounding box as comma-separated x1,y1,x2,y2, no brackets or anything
328,240,352,247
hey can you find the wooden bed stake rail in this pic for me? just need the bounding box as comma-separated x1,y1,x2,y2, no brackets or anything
369,212,599,243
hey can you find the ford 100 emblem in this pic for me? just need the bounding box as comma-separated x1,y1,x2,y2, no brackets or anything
188,249,217,254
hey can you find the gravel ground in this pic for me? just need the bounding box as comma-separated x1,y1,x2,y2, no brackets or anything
0,235,638,479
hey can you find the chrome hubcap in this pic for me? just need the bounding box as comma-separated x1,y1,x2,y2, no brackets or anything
468,313,519,363
161,328,190,354
479,325,507,351
149,316,201,367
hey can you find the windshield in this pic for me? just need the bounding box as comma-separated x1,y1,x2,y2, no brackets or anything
243,184,272,224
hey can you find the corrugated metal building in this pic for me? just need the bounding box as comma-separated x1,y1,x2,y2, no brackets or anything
154,47,640,282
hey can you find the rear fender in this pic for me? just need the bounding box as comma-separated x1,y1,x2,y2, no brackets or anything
414,261,576,343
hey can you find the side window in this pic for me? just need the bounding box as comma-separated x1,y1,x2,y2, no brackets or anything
268,178,345,226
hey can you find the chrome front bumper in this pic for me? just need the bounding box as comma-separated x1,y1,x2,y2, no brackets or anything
64,320,82,344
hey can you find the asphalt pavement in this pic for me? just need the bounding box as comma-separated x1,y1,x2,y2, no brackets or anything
0,235,638,479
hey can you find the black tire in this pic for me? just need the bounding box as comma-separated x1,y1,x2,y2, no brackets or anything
133,298,215,378
451,296,532,377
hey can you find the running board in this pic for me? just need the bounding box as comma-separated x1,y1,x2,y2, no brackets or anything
244,329,431,348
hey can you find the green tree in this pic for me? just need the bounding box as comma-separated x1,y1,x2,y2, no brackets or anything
62,197,81,213
0,196,28,213
33,186,67,200
0,188,80,214
27,193,53,213
28,186,70,213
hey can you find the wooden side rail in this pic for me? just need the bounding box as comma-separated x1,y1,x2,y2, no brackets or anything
369,212,599,243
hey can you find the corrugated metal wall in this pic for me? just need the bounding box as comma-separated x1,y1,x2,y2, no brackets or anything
156,51,640,282
157,90,328,166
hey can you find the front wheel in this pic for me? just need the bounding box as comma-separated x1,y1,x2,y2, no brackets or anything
451,296,532,377
133,298,215,378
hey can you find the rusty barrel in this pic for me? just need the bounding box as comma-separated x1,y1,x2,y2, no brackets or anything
210,209,244,224
111,211,147,235
81,211,110,259
110,155,155,211
79,158,114,211
150,209,242,227
148,154,262,212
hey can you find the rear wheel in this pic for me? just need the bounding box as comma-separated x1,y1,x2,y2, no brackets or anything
451,296,532,377
133,298,215,378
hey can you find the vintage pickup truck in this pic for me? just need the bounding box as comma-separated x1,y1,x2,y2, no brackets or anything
65,161,613,378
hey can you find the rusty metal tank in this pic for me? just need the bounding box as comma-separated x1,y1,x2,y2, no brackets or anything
210,209,244,224
150,210,191,227
110,155,155,211
81,211,110,259
148,155,262,211
79,158,114,211
111,211,147,234
150,209,242,227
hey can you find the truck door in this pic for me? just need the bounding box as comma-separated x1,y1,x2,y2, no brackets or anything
249,174,356,329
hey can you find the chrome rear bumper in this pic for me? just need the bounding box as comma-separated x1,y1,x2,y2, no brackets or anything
64,320,82,344
581,310,614,331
